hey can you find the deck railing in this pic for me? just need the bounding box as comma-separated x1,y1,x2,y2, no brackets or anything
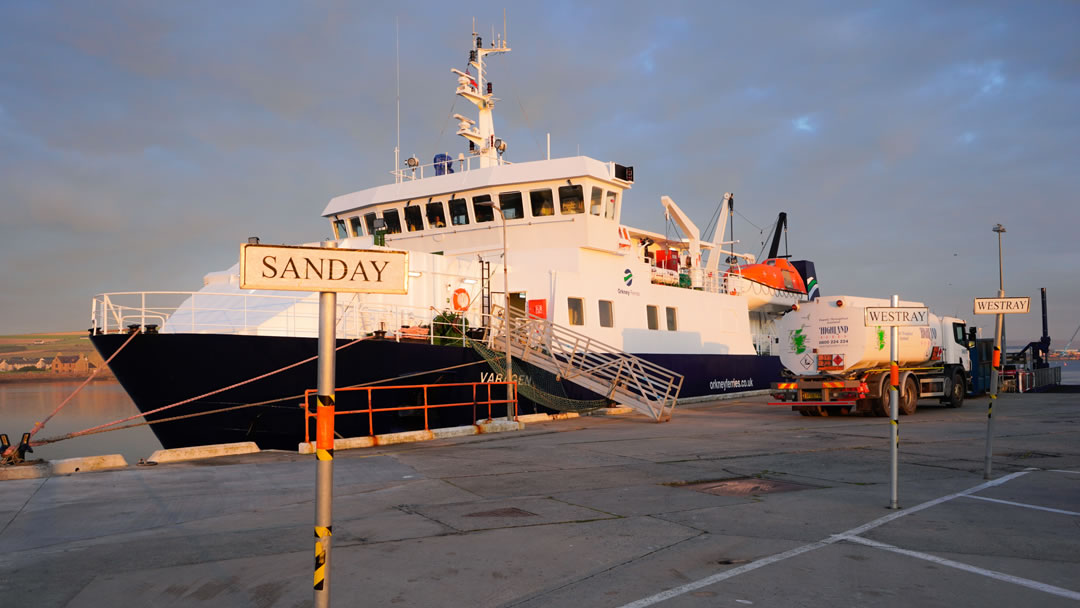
90,291,482,345
390,155,512,182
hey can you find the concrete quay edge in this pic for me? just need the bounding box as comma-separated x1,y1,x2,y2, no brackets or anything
297,420,525,454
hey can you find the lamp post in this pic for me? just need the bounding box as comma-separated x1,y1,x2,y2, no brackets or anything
985,223,1006,478
478,200,513,420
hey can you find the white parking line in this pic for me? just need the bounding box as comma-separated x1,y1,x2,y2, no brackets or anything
844,535,1080,601
963,494,1080,516
617,471,1030,608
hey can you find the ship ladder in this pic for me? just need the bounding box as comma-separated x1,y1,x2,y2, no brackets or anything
480,306,683,421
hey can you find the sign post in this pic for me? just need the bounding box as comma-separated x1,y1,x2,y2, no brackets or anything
973,296,1030,479
865,299,929,510
239,242,408,607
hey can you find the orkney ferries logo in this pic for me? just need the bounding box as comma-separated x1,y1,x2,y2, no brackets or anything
623,268,633,286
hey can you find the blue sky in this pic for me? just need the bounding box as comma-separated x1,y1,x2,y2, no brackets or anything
1,1,1078,346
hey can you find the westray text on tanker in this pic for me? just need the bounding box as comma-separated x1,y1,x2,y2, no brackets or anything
866,310,928,324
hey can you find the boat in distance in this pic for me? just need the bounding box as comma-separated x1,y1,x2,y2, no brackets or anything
90,25,819,450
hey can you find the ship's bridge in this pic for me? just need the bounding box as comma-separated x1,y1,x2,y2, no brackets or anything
322,155,635,258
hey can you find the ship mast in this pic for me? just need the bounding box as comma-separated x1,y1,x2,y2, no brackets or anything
452,25,510,168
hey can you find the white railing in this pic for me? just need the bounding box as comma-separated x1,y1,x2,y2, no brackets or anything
485,306,684,420
391,155,512,182
90,291,483,345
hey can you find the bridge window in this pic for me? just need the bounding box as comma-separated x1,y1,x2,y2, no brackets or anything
364,213,377,235
559,184,585,214
382,209,402,234
599,300,613,328
567,297,584,326
403,205,424,232
499,191,524,220
590,187,603,215
348,216,363,237
426,201,447,228
530,189,554,217
473,194,495,223
332,218,346,240
646,305,659,330
666,307,678,331
605,191,617,219
449,198,469,225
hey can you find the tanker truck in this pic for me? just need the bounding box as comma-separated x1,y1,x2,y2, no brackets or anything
769,295,973,416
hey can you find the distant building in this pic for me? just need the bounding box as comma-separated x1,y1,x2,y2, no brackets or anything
50,354,91,375
0,357,47,372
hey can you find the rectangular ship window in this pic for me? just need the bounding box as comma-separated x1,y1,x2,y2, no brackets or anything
647,305,659,330
567,297,585,326
605,191,618,219
598,300,614,328
382,209,402,234
558,184,585,214
403,205,424,232
332,218,346,240
666,307,678,331
590,187,603,215
449,198,469,225
473,194,495,223
530,189,554,217
348,216,363,237
499,191,524,219
364,212,377,235
426,201,447,228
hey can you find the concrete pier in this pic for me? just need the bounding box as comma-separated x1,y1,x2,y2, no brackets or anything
1,392,1078,607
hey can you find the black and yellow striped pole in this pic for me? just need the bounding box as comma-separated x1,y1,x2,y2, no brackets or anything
314,241,336,608
888,294,900,510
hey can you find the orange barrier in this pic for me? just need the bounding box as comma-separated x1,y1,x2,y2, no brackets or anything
303,381,518,445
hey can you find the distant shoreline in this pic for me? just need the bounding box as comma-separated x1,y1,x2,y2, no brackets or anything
0,373,116,385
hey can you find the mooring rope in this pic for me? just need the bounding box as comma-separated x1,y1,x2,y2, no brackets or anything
30,344,491,447
2,330,140,460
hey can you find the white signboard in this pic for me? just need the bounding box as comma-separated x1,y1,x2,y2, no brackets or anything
240,244,408,293
973,297,1030,315
864,307,930,327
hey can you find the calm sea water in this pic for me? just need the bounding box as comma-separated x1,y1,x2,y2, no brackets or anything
0,380,162,463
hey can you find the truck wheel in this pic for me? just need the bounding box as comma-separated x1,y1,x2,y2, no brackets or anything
946,373,965,408
899,376,917,415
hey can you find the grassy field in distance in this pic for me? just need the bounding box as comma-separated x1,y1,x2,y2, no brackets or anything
0,331,107,372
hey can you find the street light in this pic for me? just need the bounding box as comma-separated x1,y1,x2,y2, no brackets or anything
985,223,1006,479
477,200,513,420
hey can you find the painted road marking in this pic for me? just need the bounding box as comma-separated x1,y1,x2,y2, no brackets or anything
844,535,1080,601
617,471,1032,608
963,494,1080,517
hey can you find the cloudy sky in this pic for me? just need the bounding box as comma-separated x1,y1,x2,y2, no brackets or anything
2,1,1078,347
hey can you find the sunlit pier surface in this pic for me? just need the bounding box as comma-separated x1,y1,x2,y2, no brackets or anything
2,391,1079,607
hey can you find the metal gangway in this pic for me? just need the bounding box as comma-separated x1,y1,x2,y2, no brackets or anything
488,306,683,421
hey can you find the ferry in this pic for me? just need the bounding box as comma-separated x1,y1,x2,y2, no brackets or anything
90,27,819,450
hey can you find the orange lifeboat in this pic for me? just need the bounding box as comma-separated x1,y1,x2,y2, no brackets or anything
725,258,807,312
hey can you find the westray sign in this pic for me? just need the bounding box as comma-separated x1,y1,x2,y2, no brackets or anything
973,297,1030,315
864,307,930,327
240,243,408,293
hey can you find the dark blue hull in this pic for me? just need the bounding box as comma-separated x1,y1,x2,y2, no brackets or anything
91,332,782,450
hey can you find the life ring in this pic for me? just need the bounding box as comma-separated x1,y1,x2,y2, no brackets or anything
452,288,470,311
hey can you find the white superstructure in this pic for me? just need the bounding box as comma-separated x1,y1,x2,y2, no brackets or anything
102,27,805,359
